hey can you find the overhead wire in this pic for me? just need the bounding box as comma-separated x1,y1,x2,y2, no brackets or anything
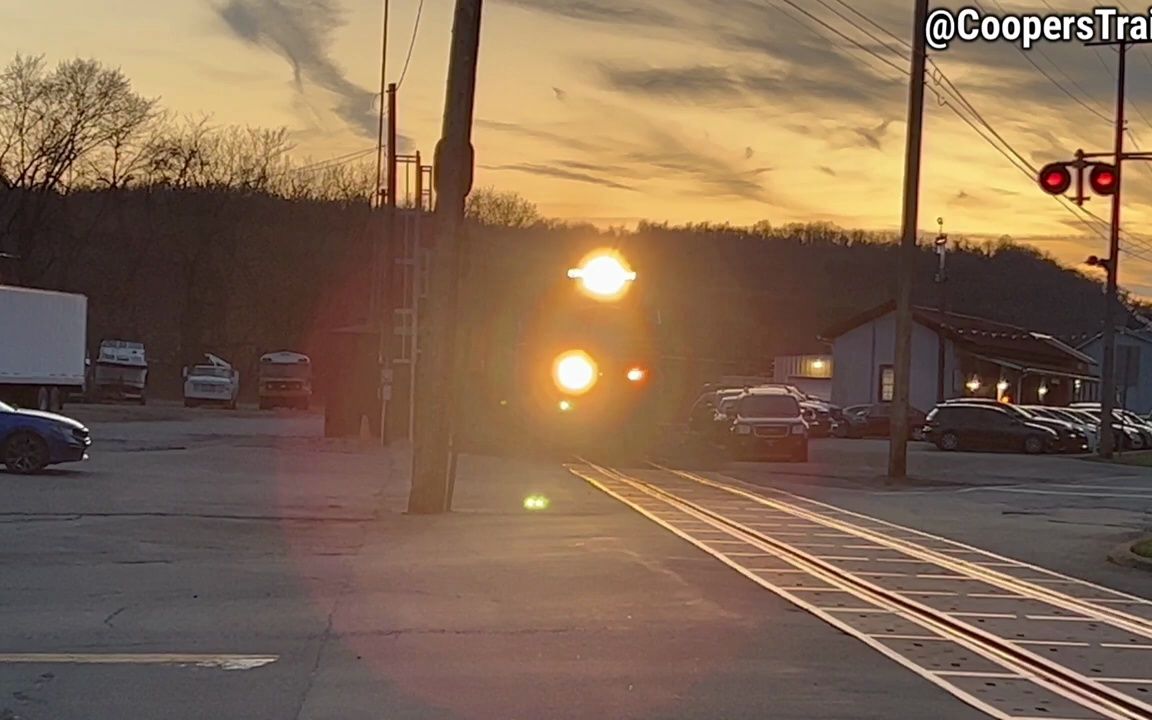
283,148,377,176
969,0,1110,124
772,1,1152,263
396,0,425,89
988,0,1112,121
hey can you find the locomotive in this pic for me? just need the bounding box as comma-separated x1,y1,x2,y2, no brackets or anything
509,250,662,456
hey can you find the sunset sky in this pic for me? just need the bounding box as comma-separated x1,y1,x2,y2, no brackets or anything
8,0,1152,292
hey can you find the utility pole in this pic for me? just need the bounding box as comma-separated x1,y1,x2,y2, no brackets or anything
374,0,390,209
934,217,948,403
408,150,424,444
367,0,390,444
1037,40,1152,456
408,0,483,514
889,0,930,481
1098,41,1127,459
378,82,399,445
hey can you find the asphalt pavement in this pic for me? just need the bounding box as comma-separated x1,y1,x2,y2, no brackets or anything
0,404,996,720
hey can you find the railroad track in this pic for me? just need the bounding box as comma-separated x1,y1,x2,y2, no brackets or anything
568,460,1152,720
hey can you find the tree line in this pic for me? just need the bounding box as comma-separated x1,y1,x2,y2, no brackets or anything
0,54,1130,403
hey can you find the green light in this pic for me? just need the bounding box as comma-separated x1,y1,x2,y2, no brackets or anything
523,495,551,511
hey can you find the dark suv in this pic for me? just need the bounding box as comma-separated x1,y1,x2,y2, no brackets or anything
924,404,1059,454
727,388,809,462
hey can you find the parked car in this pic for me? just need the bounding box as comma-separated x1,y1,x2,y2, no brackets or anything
1024,406,1100,453
0,400,92,473
800,402,833,438
688,388,742,434
726,387,809,462
943,400,1089,454
1070,404,1151,450
924,403,1059,454
834,403,926,440
1058,407,1142,450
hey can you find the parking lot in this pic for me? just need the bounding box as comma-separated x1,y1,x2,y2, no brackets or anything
2,403,1150,719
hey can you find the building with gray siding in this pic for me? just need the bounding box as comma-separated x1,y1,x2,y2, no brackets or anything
822,302,1099,414
1077,328,1152,415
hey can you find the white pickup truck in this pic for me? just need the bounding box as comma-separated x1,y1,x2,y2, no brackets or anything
183,354,239,409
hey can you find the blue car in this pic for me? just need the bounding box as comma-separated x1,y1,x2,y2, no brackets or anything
0,400,92,474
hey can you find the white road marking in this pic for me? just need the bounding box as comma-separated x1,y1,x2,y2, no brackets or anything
0,653,278,670
973,488,1152,500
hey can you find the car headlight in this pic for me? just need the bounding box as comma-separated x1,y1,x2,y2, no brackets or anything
736,425,752,435
791,424,806,435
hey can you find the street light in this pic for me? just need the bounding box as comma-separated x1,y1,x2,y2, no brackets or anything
567,250,636,300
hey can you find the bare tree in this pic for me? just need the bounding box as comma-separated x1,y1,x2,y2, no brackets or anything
465,187,542,228
0,54,156,281
276,156,375,203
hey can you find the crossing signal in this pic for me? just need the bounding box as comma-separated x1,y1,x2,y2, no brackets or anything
1038,163,1072,195
1089,163,1118,195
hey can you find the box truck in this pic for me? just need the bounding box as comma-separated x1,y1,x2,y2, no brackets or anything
0,285,88,411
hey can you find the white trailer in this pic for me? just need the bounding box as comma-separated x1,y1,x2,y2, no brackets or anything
0,285,88,411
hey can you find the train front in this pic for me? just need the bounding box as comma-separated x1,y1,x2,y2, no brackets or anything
519,250,660,455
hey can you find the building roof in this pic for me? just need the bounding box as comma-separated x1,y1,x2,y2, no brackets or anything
821,300,1097,371
1076,327,1152,349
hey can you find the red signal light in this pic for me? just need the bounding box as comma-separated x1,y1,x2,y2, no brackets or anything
1038,163,1072,195
1089,163,1118,195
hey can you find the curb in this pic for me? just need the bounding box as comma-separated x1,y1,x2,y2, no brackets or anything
1107,536,1152,573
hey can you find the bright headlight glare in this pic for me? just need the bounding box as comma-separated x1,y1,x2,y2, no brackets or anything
553,351,597,394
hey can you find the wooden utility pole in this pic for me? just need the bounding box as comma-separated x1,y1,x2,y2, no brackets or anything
379,82,399,445
408,0,483,514
1098,41,1127,459
889,0,930,480
374,0,390,209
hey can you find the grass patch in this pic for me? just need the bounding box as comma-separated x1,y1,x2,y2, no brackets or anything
1134,538,1152,560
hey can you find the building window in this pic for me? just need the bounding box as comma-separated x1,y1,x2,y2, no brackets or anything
879,365,895,402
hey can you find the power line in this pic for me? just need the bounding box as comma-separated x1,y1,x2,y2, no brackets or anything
989,0,1112,121
815,0,909,60
769,0,909,78
969,0,1110,124
396,0,425,88
285,148,376,176
766,1,1152,265
831,0,909,50
784,3,1152,263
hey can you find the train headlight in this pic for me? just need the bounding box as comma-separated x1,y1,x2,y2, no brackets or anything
626,367,646,382
553,351,598,394
567,251,636,300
